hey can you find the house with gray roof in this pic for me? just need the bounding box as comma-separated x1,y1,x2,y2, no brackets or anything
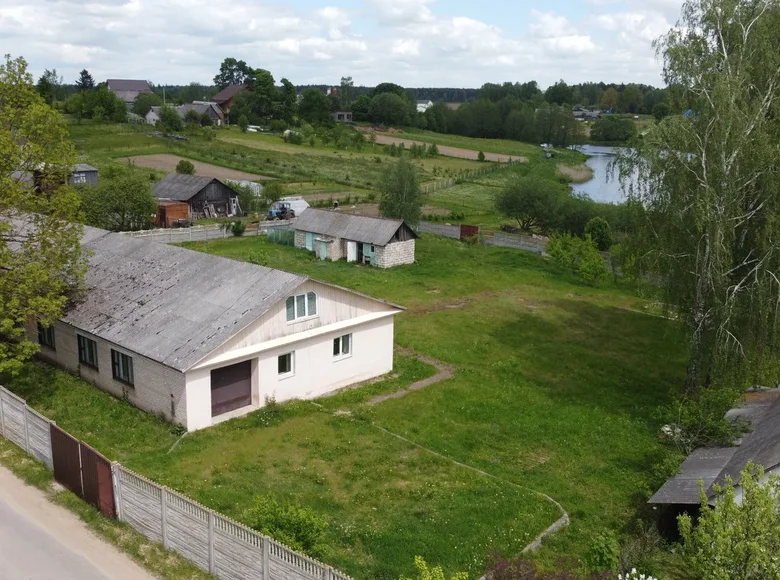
293,209,418,268
106,79,153,108
30,226,402,430
146,103,224,126
649,386,780,508
153,173,240,218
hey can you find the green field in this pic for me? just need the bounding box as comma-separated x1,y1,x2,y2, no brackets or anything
5,235,686,579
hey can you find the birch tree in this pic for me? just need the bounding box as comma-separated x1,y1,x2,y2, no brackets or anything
618,0,780,392
0,55,86,375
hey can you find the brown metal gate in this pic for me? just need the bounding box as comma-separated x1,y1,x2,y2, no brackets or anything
80,442,116,518
50,424,83,498
50,424,116,518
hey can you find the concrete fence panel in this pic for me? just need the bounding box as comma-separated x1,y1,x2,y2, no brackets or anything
417,222,462,239
115,466,164,543
0,387,27,450
26,407,54,469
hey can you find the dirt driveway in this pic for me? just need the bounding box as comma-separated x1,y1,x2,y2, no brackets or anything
124,154,273,181
371,135,524,163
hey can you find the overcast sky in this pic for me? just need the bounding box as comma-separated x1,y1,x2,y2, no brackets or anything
0,0,683,88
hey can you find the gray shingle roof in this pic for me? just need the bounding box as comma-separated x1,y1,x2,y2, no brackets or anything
73,164,98,173
294,209,416,246
649,388,780,504
153,174,223,202
107,79,151,92
63,230,307,371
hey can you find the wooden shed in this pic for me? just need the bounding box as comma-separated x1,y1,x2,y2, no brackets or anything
152,174,239,219
156,201,191,228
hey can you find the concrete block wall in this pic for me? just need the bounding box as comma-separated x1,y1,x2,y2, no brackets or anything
30,321,188,426
327,237,345,261
294,230,306,249
375,239,415,268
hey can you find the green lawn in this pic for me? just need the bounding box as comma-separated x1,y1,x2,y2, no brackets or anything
4,235,686,579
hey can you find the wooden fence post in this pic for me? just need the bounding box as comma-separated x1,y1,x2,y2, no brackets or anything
262,536,270,580
112,463,124,521
161,488,169,549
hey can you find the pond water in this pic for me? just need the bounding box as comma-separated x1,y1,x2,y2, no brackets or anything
570,144,634,204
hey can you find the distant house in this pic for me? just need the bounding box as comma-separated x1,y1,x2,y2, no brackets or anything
331,111,353,123
146,103,224,126
445,103,463,111
416,100,433,113
213,84,248,115
294,209,417,268
70,164,99,186
573,109,601,120
649,386,780,509
153,174,240,219
30,225,403,431
106,79,153,108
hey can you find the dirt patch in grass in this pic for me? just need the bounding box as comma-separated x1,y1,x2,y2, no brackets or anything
370,134,525,163
557,163,593,184
125,154,274,181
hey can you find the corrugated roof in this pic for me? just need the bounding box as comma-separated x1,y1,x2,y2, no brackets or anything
107,79,152,92
213,84,248,103
294,209,416,246
153,174,224,202
63,230,307,371
649,388,780,504
73,164,98,172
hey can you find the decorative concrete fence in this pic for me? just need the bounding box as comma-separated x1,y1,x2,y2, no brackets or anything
121,221,296,245
0,385,352,580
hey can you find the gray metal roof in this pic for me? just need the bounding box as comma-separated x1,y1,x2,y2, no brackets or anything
107,79,151,92
153,174,225,202
62,230,307,371
649,388,780,504
73,164,98,173
294,209,417,246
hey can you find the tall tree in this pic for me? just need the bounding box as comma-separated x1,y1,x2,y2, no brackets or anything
494,175,567,232
618,0,780,391
600,87,618,111
133,92,162,117
213,58,254,89
339,76,354,108
278,78,298,122
618,83,643,114
75,69,95,91
0,55,86,375
379,157,424,225
36,68,62,104
544,79,573,105
251,69,278,120
298,88,331,124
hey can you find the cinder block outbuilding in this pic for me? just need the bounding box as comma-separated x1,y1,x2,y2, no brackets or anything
294,209,417,268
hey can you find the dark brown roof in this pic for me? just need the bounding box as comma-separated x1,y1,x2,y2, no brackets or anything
213,84,248,103
107,79,151,92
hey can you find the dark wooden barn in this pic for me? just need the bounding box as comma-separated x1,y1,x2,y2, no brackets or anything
152,174,239,219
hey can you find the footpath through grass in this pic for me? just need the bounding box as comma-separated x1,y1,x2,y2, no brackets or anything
4,236,687,579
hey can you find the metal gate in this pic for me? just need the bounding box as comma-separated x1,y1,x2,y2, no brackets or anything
50,424,83,498
50,424,116,518
80,442,116,518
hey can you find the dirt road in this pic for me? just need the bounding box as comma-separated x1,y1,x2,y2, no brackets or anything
125,154,273,181
371,135,525,163
0,465,156,580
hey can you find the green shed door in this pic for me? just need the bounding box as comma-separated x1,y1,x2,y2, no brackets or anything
319,241,328,261
362,243,376,266
305,232,314,251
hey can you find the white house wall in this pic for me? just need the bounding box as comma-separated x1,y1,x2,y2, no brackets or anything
202,280,395,361
184,315,395,430
29,321,188,426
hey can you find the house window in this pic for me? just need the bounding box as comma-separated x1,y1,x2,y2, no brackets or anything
111,349,134,386
37,323,55,350
77,335,98,369
285,292,318,322
278,352,294,377
333,334,351,358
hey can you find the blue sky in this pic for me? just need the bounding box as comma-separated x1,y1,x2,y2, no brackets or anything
0,0,683,88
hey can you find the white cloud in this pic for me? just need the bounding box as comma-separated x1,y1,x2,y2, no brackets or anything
0,0,683,87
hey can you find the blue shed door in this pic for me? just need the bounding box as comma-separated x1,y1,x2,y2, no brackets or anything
305,232,314,251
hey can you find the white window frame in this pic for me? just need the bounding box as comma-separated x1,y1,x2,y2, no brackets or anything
333,333,352,361
277,351,295,379
285,291,318,323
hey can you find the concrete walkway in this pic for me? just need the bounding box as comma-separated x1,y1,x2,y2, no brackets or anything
0,465,156,580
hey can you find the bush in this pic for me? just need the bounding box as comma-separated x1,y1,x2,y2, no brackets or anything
270,119,287,133
288,132,303,145
175,159,195,175
247,249,270,265
400,557,467,580
587,531,620,572
238,114,249,133
547,233,610,285
231,221,246,237
478,151,486,162
488,555,614,580
243,494,327,557
585,217,613,251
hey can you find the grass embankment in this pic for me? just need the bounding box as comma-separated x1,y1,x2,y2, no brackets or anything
5,235,685,578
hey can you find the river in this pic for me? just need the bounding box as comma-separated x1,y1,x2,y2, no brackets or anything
570,144,634,204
